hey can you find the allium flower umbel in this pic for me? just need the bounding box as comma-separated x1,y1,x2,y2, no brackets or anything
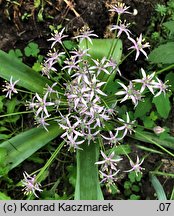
2,76,19,99
22,172,43,198
129,34,150,60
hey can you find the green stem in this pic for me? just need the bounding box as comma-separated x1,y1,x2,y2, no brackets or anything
27,140,65,200
156,63,174,75
107,14,120,60
0,111,33,118
36,140,65,181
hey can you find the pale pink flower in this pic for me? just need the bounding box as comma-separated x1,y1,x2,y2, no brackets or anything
86,75,107,100
124,156,144,176
70,48,91,60
101,131,121,146
128,34,150,60
22,171,43,198
41,61,57,79
109,3,131,15
110,21,131,38
83,127,100,145
152,78,169,97
73,30,98,44
116,112,135,138
90,57,110,76
66,84,90,109
116,81,142,106
45,83,57,96
48,28,68,48
133,68,155,94
46,50,65,65
65,134,84,150
99,170,120,184
34,93,54,117
35,113,50,132
59,114,83,139
2,76,19,99
105,59,121,75
95,150,122,171
62,58,81,74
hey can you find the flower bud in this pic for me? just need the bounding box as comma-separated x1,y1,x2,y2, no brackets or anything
153,126,165,134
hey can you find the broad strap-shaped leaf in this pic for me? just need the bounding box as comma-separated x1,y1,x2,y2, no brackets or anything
75,142,104,200
150,174,167,200
0,50,61,94
0,122,63,171
80,39,122,63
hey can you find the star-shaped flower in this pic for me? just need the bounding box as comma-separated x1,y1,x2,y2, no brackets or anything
128,34,150,60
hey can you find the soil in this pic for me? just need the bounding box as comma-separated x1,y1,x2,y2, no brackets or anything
0,0,166,51
0,0,173,200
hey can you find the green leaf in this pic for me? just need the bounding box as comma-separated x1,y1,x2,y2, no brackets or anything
132,185,140,192
108,144,131,155
37,8,44,22
0,134,10,141
8,49,23,60
0,147,8,163
0,50,61,94
24,42,40,57
75,142,103,200
34,0,41,8
165,71,174,91
163,21,174,34
0,122,63,171
152,94,171,119
124,181,132,189
134,97,152,118
150,174,167,200
0,96,4,112
32,62,42,72
80,39,122,63
143,116,155,128
148,42,174,64
0,192,11,200
67,165,76,188
63,40,77,50
134,130,174,151
129,194,140,200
